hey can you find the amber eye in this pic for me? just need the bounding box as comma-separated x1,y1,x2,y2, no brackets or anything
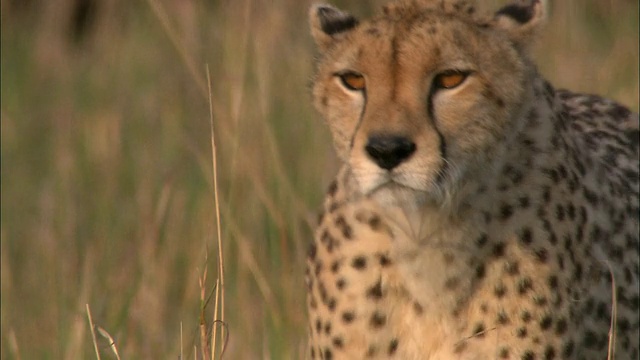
434,71,468,89
338,72,366,91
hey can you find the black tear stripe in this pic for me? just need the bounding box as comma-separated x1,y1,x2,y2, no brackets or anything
349,87,368,151
495,3,535,24
318,7,359,36
427,83,449,184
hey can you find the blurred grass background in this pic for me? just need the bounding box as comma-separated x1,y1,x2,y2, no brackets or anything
0,0,637,358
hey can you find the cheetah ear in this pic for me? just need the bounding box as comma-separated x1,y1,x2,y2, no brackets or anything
309,4,359,51
493,0,546,50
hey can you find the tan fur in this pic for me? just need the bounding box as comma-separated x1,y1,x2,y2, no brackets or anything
306,1,639,359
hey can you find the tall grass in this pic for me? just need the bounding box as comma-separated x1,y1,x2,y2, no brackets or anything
1,0,637,358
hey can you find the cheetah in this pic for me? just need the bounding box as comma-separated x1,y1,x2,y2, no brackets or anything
304,0,639,359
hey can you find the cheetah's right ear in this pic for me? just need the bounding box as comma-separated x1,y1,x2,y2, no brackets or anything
309,4,359,51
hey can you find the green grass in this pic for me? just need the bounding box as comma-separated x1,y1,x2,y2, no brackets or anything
1,0,637,358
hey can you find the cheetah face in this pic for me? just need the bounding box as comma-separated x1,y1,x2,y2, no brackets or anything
310,0,544,206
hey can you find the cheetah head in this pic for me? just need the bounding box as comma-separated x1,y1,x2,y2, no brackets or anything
310,0,545,207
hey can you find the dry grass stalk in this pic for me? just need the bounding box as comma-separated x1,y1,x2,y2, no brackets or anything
603,260,618,360
207,64,227,359
199,267,211,360
453,326,498,350
211,277,220,359
96,326,121,360
212,319,229,359
85,304,101,360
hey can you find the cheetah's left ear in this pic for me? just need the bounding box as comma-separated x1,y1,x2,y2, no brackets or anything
492,0,546,50
310,4,359,51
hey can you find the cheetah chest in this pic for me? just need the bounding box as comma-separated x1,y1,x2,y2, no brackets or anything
306,200,483,359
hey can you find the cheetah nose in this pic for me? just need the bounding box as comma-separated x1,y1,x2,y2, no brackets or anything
365,135,416,170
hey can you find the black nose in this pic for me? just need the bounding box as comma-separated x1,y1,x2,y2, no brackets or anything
365,135,416,170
